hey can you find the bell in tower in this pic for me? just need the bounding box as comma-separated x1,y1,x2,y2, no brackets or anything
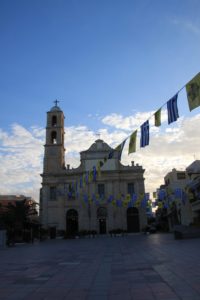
43,100,65,173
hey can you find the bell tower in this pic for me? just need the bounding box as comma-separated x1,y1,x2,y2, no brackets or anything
43,100,65,173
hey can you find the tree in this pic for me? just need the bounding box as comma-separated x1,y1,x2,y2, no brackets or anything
0,199,38,244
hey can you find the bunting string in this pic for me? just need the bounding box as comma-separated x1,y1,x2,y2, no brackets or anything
61,72,200,210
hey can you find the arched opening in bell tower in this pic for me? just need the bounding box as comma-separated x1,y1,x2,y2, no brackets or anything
51,131,57,144
52,115,57,127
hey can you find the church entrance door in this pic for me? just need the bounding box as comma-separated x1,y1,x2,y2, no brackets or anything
99,218,106,234
97,207,107,234
127,207,140,232
66,209,78,236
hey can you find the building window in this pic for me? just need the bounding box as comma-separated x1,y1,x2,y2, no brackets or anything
50,187,57,200
68,183,75,200
98,184,105,198
165,178,170,185
177,172,186,180
127,183,135,195
97,207,107,218
52,116,57,127
51,131,57,144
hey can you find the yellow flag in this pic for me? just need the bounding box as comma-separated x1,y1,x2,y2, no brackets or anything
154,108,161,127
153,192,157,198
186,73,200,111
128,130,137,154
82,174,86,187
97,161,101,177
89,170,93,183
125,194,131,202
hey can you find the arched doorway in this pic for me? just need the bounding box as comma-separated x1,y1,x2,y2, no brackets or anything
66,209,78,236
97,207,107,234
127,207,140,232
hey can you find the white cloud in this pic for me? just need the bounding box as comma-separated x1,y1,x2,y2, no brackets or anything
101,110,168,131
1,112,200,203
0,124,44,202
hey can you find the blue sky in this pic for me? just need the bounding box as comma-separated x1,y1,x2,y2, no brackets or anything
1,0,200,201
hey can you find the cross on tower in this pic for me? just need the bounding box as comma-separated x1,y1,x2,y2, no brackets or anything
54,99,59,106
96,133,101,139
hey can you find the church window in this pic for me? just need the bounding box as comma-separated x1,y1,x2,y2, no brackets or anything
51,131,57,144
50,187,57,200
98,184,105,198
127,183,135,196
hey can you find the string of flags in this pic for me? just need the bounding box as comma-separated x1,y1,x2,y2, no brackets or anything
58,72,200,210
121,72,200,155
152,187,189,209
56,183,151,209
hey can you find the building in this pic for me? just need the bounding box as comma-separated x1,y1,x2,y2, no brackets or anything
40,103,147,236
155,164,200,231
186,160,200,225
0,194,38,219
0,194,39,243
0,194,34,206
163,168,193,230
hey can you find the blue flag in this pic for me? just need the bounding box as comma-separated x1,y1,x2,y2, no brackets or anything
167,94,179,124
79,177,83,188
158,189,166,200
140,120,149,148
174,188,182,199
108,150,114,159
107,195,114,203
93,166,97,181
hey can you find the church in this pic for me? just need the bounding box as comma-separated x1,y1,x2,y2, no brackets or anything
40,103,147,236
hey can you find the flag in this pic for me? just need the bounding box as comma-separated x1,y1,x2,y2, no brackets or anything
108,150,114,159
79,177,83,188
128,130,137,154
154,108,161,127
97,162,101,177
115,139,127,161
174,188,182,199
167,94,179,124
107,194,114,203
82,174,86,187
186,73,200,111
158,189,166,200
89,170,93,183
85,172,89,184
131,193,137,202
93,166,97,181
83,194,88,203
153,192,157,198
140,121,149,148
97,161,104,177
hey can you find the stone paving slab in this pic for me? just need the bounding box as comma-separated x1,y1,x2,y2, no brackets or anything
0,234,200,299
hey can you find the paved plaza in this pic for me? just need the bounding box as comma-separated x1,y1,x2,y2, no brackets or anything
0,233,200,300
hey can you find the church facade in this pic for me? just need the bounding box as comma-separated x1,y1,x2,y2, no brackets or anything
40,104,147,236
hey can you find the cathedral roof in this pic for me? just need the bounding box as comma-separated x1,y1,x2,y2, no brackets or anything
87,139,112,152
